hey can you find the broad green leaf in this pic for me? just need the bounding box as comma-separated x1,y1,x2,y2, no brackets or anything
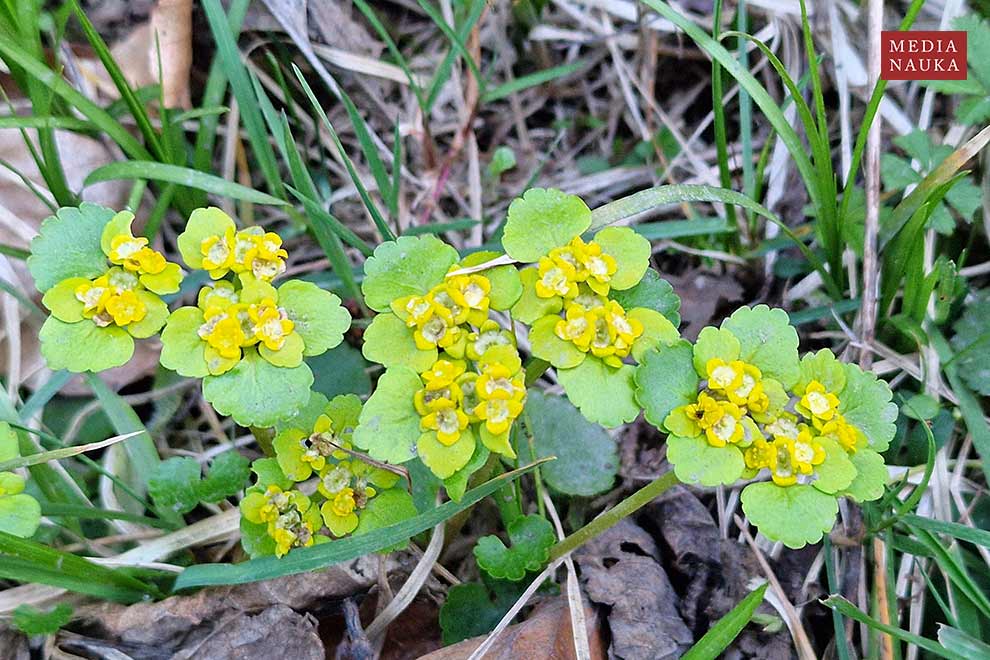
902,393,940,421
418,429,476,479
610,269,681,327
240,517,276,558
28,204,113,292
362,312,437,372
362,235,458,311
950,294,990,395
443,443,490,502
259,332,304,367
666,435,744,487
12,603,73,635
353,367,422,463
148,457,201,515
159,307,210,378
308,343,372,399
197,451,251,503
838,363,897,452
510,268,563,324
692,327,740,378
202,350,314,427
39,318,133,373
812,438,856,494
0,492,41,538
593,226,651,290
938,624,990,658
276,280,350,357
529,316,585,368
41,277,87,323
100,211,135,255
839,449,886,502
520,390,617,497
501,188,591,262
722,305,800,388
354,488,418,553
176,207,236,270
474,514,554,581
558,357,639,428
459,251,523,311
740,482,838,549
251,457,292,491
487,146,517,177
635,340,699,429
629,307,680,362
796,348,847,394
479,425,516,459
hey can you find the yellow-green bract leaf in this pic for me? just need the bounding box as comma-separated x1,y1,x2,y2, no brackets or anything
354,488,418,553
667,435,744,487
0,423,16,462
176,207,235,270
259,332,305,368
740,482,838,549
593,226,650,290
42,277,87,323
140,262,183,295
240,517,276,558
692,327,740,378
202,350,313,427
558,357,639,428
635,340,699,430
276,280,351,357
443,443,489,502
362,312,437,372
417,429,475,479
812,438,856,494
28,203,114,292
520,390,617,497
159,307,210,378
796,349,847,394
474,514,554,581
39,317,133,373
838,363,897,452
125,291,169,339
721,305,800,388
628,307,680,362
839,449,886,502
353,367,422,463
609,269,681,327
100,210,134,255
529,316,585,369
501,188,591,262
362,235,459,312
459,251,522,311
510,268,563,324
479,425,516,459
0,492,41,538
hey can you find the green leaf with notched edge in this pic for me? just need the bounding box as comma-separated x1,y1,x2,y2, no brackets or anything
362,235,459,312
812,438,856,494
796,349,847,395
838,363,897,452
354,488,418,553
159,307,210,378
197,451,251,503
950,294,990,396
202,350,313,427
444,443,490,502
308,343,372,399
667,435,744,487
721,305,800,388
251,457,292,491
839,449,886,502
592,226,651,290
418,429,476,479
740,482,838,549
635,340,699,430
692,326,741,378
12,603,73,635
511,268,563,324
520,390,617,497
629,307,680,362
529,315,585,368
474,514,554,581
276,280,351,357
440,579,527,645
39,317,134,373
610,269,681,327
176,206,236,270
353,367,422,464
459,251,523,311
28,203,114,292
362,312,437,372
42,277,86,322
501,188,591,262
150,451,251,515
558,357,639,428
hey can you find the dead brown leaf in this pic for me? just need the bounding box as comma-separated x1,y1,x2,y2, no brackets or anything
150,0,193,108
172,604,324,660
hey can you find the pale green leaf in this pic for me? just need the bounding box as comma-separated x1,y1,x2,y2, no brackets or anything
812,438,856,494
558,357,639,428
354,489,418,552
41,277,87,323
501,188,591,262
610,269,681,327
667,435,744,487
362,312,437,372
443,443,490,502
176,207,235,270
740,482,838,549
722,305,800,388
202,350,314,427
796,348,847,394
839,449,886,502
838,363,897,452
353,367,422,463
529,315,585,368
276,280,350,356
474,514,554,581
159,307,210,378
0,493,41,538
510,268,563,324
362,235,459,311
459,251,522,311
635,340,699,430
417,429,476,479
39,318,133,373
28,203,113,292
593,226,651,290
629,307,680,362
692,327,740,378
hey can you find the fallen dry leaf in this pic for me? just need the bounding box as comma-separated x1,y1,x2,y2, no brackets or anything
150,0,193,108
172,604,324,660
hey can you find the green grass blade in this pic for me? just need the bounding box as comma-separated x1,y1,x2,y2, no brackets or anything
84,161,287,205
481,62,582,103
351,0,426,111
0,115,95,130
710,0,737,230
286,186,374,257
907,527,990,619
682,583,767,660
39,503,171,529
0,431,141,472
425,0,486,111
335,84,394,216
901,515,990,548
390,122,402,219
174,460,548,589
0,243,30,259
415,0,485,96
934,331,990,481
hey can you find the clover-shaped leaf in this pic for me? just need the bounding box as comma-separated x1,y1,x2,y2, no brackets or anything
474,514,555,581
362,235,459,311
812,438,857,494
459,251,523,311
440,579,528,645
838,363,896,452
353,367,422,464
721,305,800,388
558,357,639,428
610,269,681,327
839,449,887,502
202,350,314,427
0,472,40,538
148,451,250,515
950,294,990,396
39,317,134,373
635,340,699,430
28,203,114,292
362,312,438,372
592,226,651,290
501,188,591,262
666,435,745,487
529,316,585,368
740,482,838,549
277,280,351,357
797,348,847,395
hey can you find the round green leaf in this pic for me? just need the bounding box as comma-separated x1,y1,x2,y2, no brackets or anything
634,340,699,430
501,188,591,262
558,357,639,428
362,235,459,312
0,493,41,538
692,327,741,378
593,226,650,290
354,488,418,552
259,332,305,368
796,348,847,395
362,312,437,372
812,438,857,494
838,363,897,452
41,277,88,323
901,393,940,421
176,207,235,270
353,366,423,463
609,269,681,327
275,391,330,434
307,343,372,399
520,390,617,496
160,307,210,378
510,268,563,324
125,291,169,339
479,425,516,459
529,315,585,369
474,514,555,581
417,428,475,479
459,251,522,311
667,435,744,487
839,449,886,502
100,210,135,254
39,317,133,373
721,305,800,388
741,482,838,549
628,307,680,362
202,350,314,427
277,280,350,357
28,203,114,293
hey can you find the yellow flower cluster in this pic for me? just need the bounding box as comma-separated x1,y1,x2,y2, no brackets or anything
535,236,618,298
108,234,169,276
393,273,492,353
744,417,826,486
553,295,644,368
245,485,321,557
199,226,288,281
316,459,378,537
674,358,772,448
195,282,294,362
74,268,148,328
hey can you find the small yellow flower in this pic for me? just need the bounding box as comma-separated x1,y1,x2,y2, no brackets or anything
243,231,288,281
421,359,466,390
74,280,111,317
447,273,491,324
476,363,525,401
466,321,514,361
554,304,593,350
197,281,239,312
133,247,167,275
724,362,762,405
198,309,247,359
330,487,357,517
105,290,147,326
820,415,860,453
604,300,643,351
768,437,798,486
249,299,294,351
396,294,436,326
581,241,617,295
200,227,236,277
413,312,461,350
421,401,469,446
798,380,840,423
587,307,619,365
429,285,470,326
414,383,463,415
744,437,773,470
108,234,150,271
705,401,744,447
535,256,578,299
765,413,800,440
570,287,607,311
706,358,743,393
792,427,825,474
684,393,723,430
475,398,523,436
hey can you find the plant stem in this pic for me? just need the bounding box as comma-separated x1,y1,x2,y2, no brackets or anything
549,471,679,561
249,426,276,457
